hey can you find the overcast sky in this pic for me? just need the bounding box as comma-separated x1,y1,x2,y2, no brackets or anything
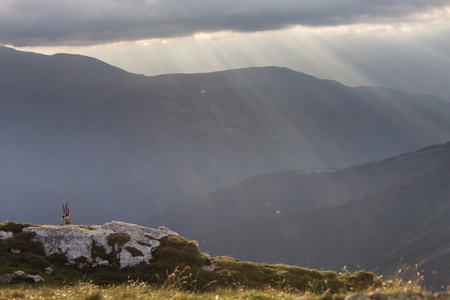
1,0,450,100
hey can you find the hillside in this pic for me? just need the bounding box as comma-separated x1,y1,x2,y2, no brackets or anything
0,220,378,294
153,143,447,234
174,143,450,288
2,46,450,226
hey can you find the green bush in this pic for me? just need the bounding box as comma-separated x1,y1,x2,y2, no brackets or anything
48,253,69,266
23,253,50,269
152,236,211,272
125,247,144,257
107,233,131,247
15,231,36,242
74,256,89,265
91,243,107,260
0,221,33,233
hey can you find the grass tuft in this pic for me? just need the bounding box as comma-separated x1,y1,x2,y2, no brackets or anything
107,233,131,247
0,221,33,233
84,291,102,300
126,246,144,257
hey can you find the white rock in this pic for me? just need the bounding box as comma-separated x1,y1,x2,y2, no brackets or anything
201,265,215,272
10,249,21,254
0,271,44,284
24,221,178,268
98,259,109,267
45,267,54,275
94,256,109,267
13,271,27,279
0,230,13,240
28,275,45,283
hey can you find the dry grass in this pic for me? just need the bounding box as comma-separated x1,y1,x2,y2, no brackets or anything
0,265,443,300
0,282,349,300
0,264,431,300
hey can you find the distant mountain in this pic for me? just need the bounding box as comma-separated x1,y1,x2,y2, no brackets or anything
153,143,447,234
1,45,450,226
183,143,450,288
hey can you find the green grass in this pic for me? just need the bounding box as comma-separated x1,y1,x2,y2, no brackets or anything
0,221,34,233
125,246,144,257
106,233,131,247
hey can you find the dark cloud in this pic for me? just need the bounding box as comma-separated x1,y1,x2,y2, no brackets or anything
0,0,449,46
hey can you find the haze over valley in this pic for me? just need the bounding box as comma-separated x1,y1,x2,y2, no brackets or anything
2,45,450,227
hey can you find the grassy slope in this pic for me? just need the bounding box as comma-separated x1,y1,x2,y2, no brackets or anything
0,221,383,296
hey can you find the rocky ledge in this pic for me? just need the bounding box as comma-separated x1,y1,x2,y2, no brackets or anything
22,221,179,269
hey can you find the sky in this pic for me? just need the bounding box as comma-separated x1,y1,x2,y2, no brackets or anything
1,0,450,101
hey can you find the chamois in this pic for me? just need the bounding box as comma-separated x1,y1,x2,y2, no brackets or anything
61,203,71,224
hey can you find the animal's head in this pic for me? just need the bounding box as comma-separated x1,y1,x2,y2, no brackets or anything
61,203,71,224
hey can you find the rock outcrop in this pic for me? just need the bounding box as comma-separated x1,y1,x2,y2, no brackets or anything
23,221,179,268
0,230,13,240
0,271,44,284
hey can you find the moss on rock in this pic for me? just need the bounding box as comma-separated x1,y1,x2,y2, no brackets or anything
107,233,131,247
125,246,144,257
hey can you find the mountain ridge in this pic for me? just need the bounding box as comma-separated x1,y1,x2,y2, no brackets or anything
2,45,450,229
152,143,448,234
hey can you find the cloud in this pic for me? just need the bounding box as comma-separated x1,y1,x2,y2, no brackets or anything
0,0,449,46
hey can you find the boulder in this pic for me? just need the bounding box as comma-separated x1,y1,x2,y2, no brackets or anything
23,221,178,268
0,271,45,284
0,230,13,240
13,271,27,278
0,274,13,284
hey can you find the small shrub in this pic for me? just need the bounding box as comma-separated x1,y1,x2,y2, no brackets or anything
74,256,89,265
28,240,46,256
152,236,210,272
107,233,131,247
0,221,32,233
91,243,107,260
15,231,36,242
3,237,29,251
26,253,50,269
126,246,144,257
93,240,121,267
48,253,68,266
137,241,152,247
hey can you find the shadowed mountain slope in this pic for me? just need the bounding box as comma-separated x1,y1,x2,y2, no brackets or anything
186,143,450,288
1,46,450,226
153,143,448,235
